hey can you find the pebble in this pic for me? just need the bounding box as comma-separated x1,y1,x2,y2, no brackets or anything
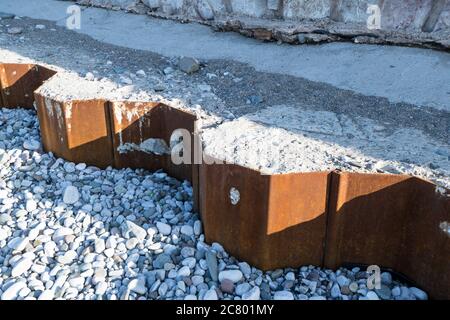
7,27,23,35
1,282,27,300
331,283,341,298
205,251,218,281
63,186,80,205
178,57,200,74
366,291,380,300
273,291,294,300
95,239,106,253
203,288,218,300
121,221,147,241
180,225,194,236
11,258,33,277
218,270,243,283
409,287,428,300
23,140,40,151
156,222,171,236
220,279,234,294
128,277,147,295
242,286,260,300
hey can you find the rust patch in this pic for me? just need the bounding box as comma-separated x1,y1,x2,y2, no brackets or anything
35,93,114,168
0,64,56,108
324,172,450,300
199,158,331,270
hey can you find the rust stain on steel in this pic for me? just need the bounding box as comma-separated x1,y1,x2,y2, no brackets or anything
324,172,450,299
35,93,114,168
109,101,197,183
199,158,331,270
0,63,56,108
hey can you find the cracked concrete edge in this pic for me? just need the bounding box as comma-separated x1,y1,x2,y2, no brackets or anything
73,1,450,51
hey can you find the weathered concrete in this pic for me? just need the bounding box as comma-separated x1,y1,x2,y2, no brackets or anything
70,0,450,50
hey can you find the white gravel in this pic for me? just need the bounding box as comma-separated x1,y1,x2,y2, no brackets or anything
0,107,428,300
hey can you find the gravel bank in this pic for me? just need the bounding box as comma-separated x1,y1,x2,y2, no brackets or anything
0,108,428,300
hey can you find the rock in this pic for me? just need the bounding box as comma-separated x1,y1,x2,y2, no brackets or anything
63,186,80,204
8,237,28,251
128,277,147,295
336,275,350,287
349,282,359,293
235,283,251,296
309,296,327,300
0,213,11,224
381,272,392,285
136,70,146,77
391,286,401,297
285,272,295,281
38,290,55,300
1,282,27,300
153,254,172,269
366,291,380,300
205,250,218,281
26,199,37,212
242,286,260,300
52,227,73,242
331,283,341,298
121,221,147,241
273,291,294,300
156,222,171,236
35,24,46,30
180,225,193,237
220,279,234,294
196,0,214,20
193,220,202,235
11,258,33,277
95,239,106,253
178,57,200,74
409,287,428,300
375,285,392,300
23,140,40,151
218,270,243,284
203,288,218,300
7,27,23,35
177,266,191,278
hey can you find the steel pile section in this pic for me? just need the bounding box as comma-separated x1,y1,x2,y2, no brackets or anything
109,101,197,183
324,172,450,299
199,157,331,270
0,63,56,108
35,94,114,168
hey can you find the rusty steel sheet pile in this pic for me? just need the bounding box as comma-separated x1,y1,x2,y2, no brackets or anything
0,63,56,108
2,63,450,299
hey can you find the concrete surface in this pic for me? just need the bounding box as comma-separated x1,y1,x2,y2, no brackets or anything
1,0,450,111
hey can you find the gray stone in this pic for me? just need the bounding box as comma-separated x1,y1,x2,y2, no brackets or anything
121,221,147,241
178,57,200,74
63,186,80,205
153,254,173,269
7,27,23,35
205,250,218,281
273,290,294,300
409,287,428,300
242,286,260,300
218,270,243,283
375,285,392,300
